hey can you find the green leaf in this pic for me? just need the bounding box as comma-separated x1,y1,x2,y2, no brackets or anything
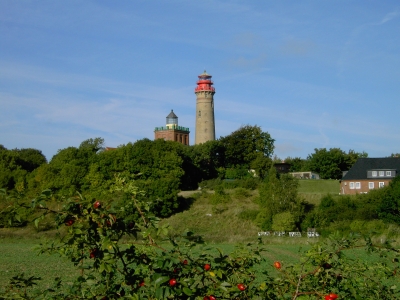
154,276,169,286
183,287,193,296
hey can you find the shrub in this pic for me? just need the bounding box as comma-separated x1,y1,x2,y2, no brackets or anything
271,211,296,231
233,187,251,200
198,178,222,190
2,178,400,300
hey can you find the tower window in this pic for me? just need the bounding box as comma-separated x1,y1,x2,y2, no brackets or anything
198,111,201,116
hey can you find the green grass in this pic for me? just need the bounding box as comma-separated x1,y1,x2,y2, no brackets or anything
0,237,76,294
298,179,339,194
298,179,340,206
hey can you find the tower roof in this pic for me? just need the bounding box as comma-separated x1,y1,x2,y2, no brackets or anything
198,70,212,79
166,109,178,118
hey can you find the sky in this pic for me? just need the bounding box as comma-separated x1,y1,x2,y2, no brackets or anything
1,0,400,161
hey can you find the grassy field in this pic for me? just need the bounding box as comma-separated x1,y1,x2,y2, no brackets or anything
298,179,339,206
2,179,391,295
1,233,397,295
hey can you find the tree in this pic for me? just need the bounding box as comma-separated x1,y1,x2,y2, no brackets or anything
219,125,274,168
15,148,47,172
258,167,300,215
79,137,104,153
272,211,296,231
283,157,307,172
250,152,272,179
307,148,368,179
345,149,368,167
189,140,225,181
377,175,400,224
307,148,348,179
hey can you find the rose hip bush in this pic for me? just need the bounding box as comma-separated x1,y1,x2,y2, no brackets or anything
1,177,399,299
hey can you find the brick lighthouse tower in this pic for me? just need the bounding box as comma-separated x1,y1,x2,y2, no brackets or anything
195,71,216,144
154,110,190,145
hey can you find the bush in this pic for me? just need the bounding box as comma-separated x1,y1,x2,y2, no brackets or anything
233,187,251,200
198,178,223,190
271,211,296,231
2,178,400,300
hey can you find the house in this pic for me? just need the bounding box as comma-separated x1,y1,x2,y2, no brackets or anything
340,157,400,195
290,171,320,179
273,162,291,174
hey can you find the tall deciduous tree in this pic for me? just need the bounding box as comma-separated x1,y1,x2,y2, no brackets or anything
307,148,368,179
189,140,225,181
283,157,307,172
219,125,274,168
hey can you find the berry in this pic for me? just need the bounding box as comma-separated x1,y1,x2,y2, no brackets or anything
183,259,188,265
237,283,246,291
89,249,98,259
65,219,74,226
93,201,101,209
204,264,211,271
169,278,177,287
274,261,281,269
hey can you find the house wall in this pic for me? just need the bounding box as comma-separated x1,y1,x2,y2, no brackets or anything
154,129,189,145
340,179,392,195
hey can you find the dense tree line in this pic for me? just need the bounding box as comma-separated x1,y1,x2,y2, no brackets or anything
0,125,274,219
2,125,394,231
283,148,368,179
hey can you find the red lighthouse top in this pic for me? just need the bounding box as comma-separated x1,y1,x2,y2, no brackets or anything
195,70,215,93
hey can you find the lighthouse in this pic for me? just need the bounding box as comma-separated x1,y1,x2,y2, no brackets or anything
195,71,216,144
154,110,190,145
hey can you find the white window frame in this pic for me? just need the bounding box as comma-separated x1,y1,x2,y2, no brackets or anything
355,182,361,189
386,171,391,176
379,182,385,188
372,171,377,177
349,182,355,189
379,171,384,176
368,182,374,189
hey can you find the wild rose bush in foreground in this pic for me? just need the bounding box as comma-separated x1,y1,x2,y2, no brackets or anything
0,177,399,299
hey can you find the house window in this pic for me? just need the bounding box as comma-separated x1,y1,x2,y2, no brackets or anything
379,182,385,188
379,171,384,176
349,182,355,189
386,171,391,176
355,182,361,189
372,171,377,177
369,182,374,189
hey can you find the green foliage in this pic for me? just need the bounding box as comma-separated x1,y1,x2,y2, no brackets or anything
307,148,368,179
224,166,255,180
378,175,400,224
283,156,308,172
238,209,260,221
189,140,225,182
255,209,273,231
233,188,251,200
219,125,275,168
271,211,296,231
1,180,400,299
198,178,223,190
258,167,300,214
209,186,231,205
250,153,272,179
0,146,46,192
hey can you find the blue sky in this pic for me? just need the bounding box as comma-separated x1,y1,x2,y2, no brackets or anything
1,0,399,161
